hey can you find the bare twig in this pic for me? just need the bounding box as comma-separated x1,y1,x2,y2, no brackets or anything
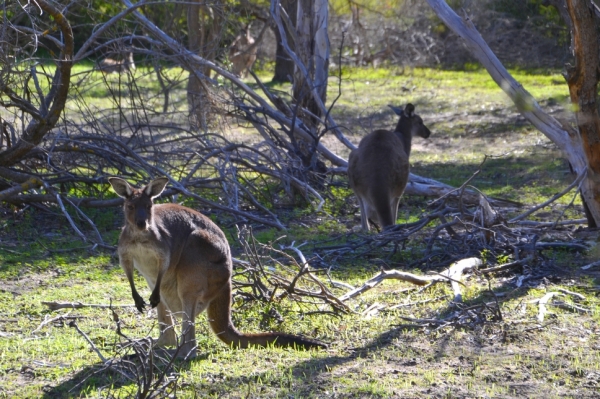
68,319,108,363
42,301,135,311
508,164,588,223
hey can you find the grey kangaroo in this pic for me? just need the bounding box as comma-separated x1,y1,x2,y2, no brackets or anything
348,104,431,231
109,177,326,358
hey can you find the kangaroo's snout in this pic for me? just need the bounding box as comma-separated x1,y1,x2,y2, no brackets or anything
134,206,150,230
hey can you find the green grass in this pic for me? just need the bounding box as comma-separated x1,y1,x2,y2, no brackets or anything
2,65,599,398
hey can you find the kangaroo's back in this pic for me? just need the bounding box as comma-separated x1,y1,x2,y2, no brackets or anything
348,104,431,231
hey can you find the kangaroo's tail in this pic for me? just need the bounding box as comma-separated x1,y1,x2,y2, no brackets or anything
207,284,327,350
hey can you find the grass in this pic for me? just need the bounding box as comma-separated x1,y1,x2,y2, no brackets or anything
1,65,599,398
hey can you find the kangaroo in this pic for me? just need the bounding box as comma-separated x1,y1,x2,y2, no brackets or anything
97,52,135,74
229,28,256,78
347,104,431,231
108,177,326,359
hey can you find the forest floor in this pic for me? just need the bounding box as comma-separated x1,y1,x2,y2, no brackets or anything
0,66,599,398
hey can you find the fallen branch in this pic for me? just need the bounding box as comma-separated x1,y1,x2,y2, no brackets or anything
479,256,533,274
550,300,591,314
509,168,587,223
68,319,108,363
581,260,600,270
438,257,483,303
537,292,561,323
280,242,351,313
42,301,135,311
339,270,435,302
31,313,82,335
339,257,482,302
556,287,586,300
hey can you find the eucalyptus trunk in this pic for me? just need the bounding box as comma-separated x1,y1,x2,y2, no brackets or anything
273,0,296,83
426,0,600,227
186,0,223,131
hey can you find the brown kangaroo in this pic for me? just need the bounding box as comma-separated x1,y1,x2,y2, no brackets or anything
347,104,431,231
108,177,326,359
97,52,135,74
229,27,257,78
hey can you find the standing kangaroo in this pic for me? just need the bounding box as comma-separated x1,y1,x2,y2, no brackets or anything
97,52,135,74
347,104,431,231
108,177,326,359
229,27,257,78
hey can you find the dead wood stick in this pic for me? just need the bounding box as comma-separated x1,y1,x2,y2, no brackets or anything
537,292,561,323
513,219,587,227
280,243,351,312
479,256,533,274
387,295,448,310
0,176,44,201
440,257,483,303
42,301,134,311
340,258,482,303
509,168,587,223
68,319,108,363
535,242,588,251
56,194,87,242
550,300,591,314
31,313,76,335
61,196,104,244
556,287,586,300
581,260,600,270
429,156,484,209
339,270,439,302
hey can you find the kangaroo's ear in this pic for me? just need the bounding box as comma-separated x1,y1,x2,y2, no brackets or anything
108,177,134,198
388,104,402,116
404,103,415,117
144,177,169,199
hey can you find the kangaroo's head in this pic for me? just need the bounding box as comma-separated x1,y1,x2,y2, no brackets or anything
108,177,169,231
389,103,431,139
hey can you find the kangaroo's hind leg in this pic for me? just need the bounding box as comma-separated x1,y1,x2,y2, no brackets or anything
155,302,177,348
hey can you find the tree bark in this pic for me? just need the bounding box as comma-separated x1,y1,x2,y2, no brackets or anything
292,0,330,128
0,0,73,167
563,0,600,227
289,0,330,177
186,0,223,131
425,0,600,226
273,0,296,83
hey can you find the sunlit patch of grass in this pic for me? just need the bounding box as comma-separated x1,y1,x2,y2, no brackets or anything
3,65,598,398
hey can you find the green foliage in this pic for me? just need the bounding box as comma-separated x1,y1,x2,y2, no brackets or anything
330,0,406,17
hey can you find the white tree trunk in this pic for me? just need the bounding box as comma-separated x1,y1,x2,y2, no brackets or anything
425,0,597,223
313,0,330,105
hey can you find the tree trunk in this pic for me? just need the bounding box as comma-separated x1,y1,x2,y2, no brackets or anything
289,0,330,177
0,0,73,167
426,0,600,227
273,0,296,83
186,0,223,131
292,0,329,128
563,0,600,227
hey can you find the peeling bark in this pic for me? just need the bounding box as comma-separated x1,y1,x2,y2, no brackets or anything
564,0,600,225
